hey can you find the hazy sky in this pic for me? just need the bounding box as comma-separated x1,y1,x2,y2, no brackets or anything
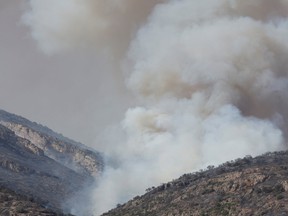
0,0,133,145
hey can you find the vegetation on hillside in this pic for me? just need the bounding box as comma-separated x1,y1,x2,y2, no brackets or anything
103,151,288,216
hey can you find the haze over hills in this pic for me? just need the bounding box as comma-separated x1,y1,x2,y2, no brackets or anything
0,109,103,215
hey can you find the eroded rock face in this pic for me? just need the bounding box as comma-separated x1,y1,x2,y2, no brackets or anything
0,109,103,176
0,109,104,214
103,151,288,216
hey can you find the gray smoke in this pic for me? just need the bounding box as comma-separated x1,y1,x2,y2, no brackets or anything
22,0,288,215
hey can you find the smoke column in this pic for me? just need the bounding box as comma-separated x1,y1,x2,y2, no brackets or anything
23,0,288,215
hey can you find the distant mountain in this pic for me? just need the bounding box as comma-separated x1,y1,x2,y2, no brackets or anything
103,151,288,216
0,109,103,214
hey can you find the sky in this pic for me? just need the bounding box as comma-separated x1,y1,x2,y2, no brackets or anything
0,0,132,145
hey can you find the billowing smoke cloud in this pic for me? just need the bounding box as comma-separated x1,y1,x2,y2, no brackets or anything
24,0,288,215
23,0,164,55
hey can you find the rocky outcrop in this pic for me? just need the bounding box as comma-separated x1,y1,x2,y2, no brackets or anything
0,109,103,176
103,151,288,216
0,109,104,214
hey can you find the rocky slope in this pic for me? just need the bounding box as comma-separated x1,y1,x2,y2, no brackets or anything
0,109,103,177
0,109,103,214
103,151,288,216
0,186,72,216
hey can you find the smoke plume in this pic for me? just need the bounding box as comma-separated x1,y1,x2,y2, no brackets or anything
24,0,288,215
23,0,164,55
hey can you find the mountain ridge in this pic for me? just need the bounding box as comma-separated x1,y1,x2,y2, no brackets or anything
0,109,103,214
0,109,103,177
102,151,288,216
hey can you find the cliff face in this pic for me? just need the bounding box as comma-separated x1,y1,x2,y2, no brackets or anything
0,109,103,176
103,151,288,216
0,109,103,213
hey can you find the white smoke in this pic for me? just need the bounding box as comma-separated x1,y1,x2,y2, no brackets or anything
22,0,164,55
23,0,288,215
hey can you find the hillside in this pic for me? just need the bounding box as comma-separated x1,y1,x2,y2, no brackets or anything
0,186,73,216
0,109,103,176
1,108,288,216
0,109,103,214
103,151,288,216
